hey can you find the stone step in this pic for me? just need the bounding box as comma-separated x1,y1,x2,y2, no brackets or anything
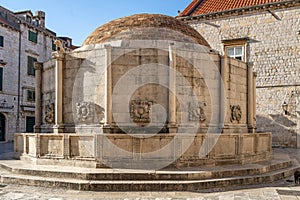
0,164,298,191
0,158,293,181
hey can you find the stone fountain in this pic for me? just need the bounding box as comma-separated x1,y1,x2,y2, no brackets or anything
14,14,272,170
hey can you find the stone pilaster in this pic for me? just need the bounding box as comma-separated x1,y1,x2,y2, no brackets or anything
34,62,43,133
35,134,40,157
247,62,255,133
104,45,112,132
220,56,228,127
168,43,177,133
52,51,65,133
253,72,257,131
297,112,300,149
63,134,70,158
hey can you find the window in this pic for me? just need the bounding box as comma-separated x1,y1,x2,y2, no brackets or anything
26,15,32,23
222,38,248,62
27,56,37,76
226,46,244,61
52,40,56,51
27,89,35,102
26,116,35,133
67,40,71,47
0,36,3,47
28,30,38,43
0,67,3,91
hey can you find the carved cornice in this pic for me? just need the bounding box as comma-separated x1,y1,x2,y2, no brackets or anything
51,51,65,60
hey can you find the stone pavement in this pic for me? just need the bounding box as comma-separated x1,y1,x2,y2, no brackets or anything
0,142,14,160
0,142,13,154
0,142,300,199
0,182,300,200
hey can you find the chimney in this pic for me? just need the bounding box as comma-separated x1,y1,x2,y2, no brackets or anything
35,11,45,28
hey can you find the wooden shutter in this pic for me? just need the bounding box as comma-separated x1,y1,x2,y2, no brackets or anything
27,56,37,76
28,30,38,43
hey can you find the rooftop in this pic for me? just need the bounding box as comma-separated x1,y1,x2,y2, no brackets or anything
180,0,284,16
83,14,210,47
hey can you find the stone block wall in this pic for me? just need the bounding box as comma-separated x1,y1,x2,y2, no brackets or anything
223,58,250,133
14,132,272,168
185,5,300,147
0,25,19,141
0,10,57,141
38,40,255,134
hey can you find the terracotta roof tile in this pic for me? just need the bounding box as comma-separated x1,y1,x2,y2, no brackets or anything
180,0,283,16
181,0,202,16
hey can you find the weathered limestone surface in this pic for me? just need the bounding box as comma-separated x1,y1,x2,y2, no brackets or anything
15,14,270,168
38,41,254,135
14,132,272,168
185,6,300,147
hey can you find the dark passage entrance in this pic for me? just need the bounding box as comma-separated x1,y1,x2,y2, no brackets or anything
26,116,35,133
0,113,6,141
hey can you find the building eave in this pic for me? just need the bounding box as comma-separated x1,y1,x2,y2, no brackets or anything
178,0,300,21
0,21,20,31
222,37,250,45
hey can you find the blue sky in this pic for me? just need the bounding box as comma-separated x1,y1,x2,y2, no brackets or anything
1,1,192,45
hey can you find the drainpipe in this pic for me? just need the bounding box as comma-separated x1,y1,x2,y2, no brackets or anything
16,27,21,133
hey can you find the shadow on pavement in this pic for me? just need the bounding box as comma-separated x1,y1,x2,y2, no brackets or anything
0,142,14,160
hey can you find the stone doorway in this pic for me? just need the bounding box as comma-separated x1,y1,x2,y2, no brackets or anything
0,113,6,141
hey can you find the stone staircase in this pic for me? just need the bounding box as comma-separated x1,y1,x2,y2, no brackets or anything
0,152,299,191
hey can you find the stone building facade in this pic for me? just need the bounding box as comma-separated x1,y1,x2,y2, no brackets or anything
0,6,76,142
179,0,300,148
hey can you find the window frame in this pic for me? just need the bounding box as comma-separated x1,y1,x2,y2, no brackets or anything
27,56,37,76
222,38,249,62
225,45,244,61
27,89,35,102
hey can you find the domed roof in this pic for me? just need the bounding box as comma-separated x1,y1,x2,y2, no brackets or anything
82,14,210,47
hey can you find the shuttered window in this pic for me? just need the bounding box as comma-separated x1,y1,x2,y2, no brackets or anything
52,40,56,51
26,116,35,133
28,30,38,43
27,56,37,76
27,89,35,102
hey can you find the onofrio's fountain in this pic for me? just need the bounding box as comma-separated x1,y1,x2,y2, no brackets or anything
4,14,294,191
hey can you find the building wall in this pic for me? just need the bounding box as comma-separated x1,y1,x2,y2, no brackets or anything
0,8,56,141
0,25,19,141
185,6,300,147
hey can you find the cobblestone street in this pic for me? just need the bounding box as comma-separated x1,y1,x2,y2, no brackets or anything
1,142,300,199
